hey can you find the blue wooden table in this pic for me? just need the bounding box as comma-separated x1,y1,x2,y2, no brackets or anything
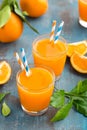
0,0,87,130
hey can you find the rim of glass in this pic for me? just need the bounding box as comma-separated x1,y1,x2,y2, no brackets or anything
16,64,55,93
32,34,68,59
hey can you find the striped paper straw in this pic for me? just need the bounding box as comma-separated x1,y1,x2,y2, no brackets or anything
50,20,56,42
14,52,25,70
20,48,31,76
54,21,64,44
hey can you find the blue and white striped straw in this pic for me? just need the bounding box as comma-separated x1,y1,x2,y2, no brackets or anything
20,48,30,76
54,21,64,44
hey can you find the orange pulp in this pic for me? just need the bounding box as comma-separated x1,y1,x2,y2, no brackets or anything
17,67,54,112
78,0,87,21
32,36,67,77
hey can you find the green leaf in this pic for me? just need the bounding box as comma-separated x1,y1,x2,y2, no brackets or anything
2,102,11,116
80,79,87,93
72,96,84,102
0,0,14,9
13,0,19,8
0,92,9,102
70,79,87,94
0,5,11,28
80,91,87,98
51,100,73,122
50,90,65,108
0,93,6,102
24,19,39,34
72,91,87,101
13,3,25,20
73,99,87,116
13,2,39,34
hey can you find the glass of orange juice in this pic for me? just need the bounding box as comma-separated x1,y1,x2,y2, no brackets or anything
78,0,87,28
32,34,67,80
16,64,55,116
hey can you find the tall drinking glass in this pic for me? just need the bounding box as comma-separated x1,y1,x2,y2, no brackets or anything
16,64,55,116
78,0,87,28
32,34,67,80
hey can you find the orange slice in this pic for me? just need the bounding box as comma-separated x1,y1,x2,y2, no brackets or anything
0,61,11,84
67,40,87,57
70,52,87,73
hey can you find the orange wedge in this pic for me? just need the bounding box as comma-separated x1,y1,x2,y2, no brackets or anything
0,61,11,84
70,52,87,73
67,40,87,57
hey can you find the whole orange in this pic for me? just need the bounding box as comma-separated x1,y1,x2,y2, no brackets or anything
20,0,48,18
0,12,23,43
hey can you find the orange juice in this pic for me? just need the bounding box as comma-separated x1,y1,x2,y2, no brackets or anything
78,0,87,27
16,65,55,116
32,34,67,80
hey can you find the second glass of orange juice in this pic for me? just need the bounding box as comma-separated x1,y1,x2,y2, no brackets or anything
78,0,87,28
16,64,55,116
32,34,67,80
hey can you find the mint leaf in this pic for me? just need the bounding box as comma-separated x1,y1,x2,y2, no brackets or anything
80,91,87,98
51,100,73,122
0,5,11,28
2,102,11,116
73,98,87,116
70,80,87,94
79,79,87,93
50,90,65,108
0,93,6,102
72,96,84,102
0,92,9,102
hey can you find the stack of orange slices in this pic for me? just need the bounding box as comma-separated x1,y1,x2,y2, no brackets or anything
0,61,11,85
67,40,87,73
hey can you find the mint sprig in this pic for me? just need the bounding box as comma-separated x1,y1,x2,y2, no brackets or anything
50,79,87,122
0,92,11,117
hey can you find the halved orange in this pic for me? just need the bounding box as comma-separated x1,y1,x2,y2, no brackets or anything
67,40,87,57
0,61,11,84
70,52,87,73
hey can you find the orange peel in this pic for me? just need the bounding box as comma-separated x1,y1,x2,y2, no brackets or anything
70,52,87,73
0,61,11,84
67,40,87,57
